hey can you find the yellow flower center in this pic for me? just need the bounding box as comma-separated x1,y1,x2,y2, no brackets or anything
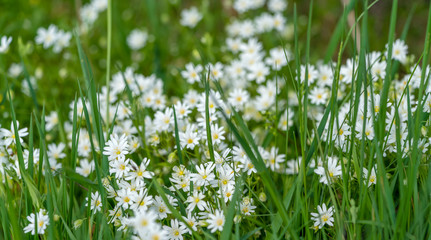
322,215,329,222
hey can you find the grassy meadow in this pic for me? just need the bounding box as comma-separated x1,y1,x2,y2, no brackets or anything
1,0,431,239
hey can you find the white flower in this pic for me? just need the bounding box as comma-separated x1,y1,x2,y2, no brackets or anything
181,63,203,84
240,201,257,216
186,191,208,211
152,196,172,219
265,47,289,70
0,36,12,53
299,64,318,85
363,166,377,187
127,29,148,51
91,0,108,12
179,125,200,150
207,210,225,233
340,58,356,84
388,39,408,64
23,209,50,235
53,30,71,53
35,25,58,49
268,0,287,12
228,88,249,110
76,159,95,177
310,203,334,229
125,158,154,185
309,87,328,105
154,108,174,132
174,101,191,119
103,134,129,160
45,111,59,131
191,162,216,187
86,191,102,212
128,210,158,237
0,121,28,147
80,4,99,25
8,63,22,78
130,189,153,211
115,188,137,209
266,147,285,171
180,211,198,234
317,64,334,87
314,157,342,184
109,156,130,179
47,143,66,162
180,7,202,28
208,124,225,145
164,219,187,240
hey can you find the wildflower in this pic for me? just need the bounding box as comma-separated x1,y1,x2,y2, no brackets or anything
53,30,71,53
23,209,50,235
174,101,191,119
363,166,377,187
179,125,200,150
228,88,250,110
181,63,203,84
128,210,158,237
0,36,12,53
388,39,408,64
309,87,329,105
45,111,59,131
47,143,66,162
186,191,208,211
207,210,225,233
35,25,58,49
125,158,153,185
340,58,356,84
240,200,257,216
265,147,285,171
152,196,172,219
314,157,342,184
191,162,216,187
268,0,287,12
76,159,95,177
86,191,102,212
0,121,29,147
131,189,153,211
103,134,129,160
265,47,289,70
127,29,148,51
8,63,22,78
299,64,318,84
109,156,131,179
164,219,187,240
115,188,137,209
154,108,174,132
180,7,202,28
180,211,198,234
208,124,225,145
310,203,334,229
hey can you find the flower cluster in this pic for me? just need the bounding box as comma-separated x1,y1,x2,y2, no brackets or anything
2,0,431,238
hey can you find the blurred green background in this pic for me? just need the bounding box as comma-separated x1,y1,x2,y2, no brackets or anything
0,0,429,125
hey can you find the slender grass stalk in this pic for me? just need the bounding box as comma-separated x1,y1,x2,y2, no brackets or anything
106,0,112,128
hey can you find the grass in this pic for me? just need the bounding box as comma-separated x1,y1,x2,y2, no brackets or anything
2,0,431,239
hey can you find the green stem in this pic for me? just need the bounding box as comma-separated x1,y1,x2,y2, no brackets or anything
106,0,112,129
